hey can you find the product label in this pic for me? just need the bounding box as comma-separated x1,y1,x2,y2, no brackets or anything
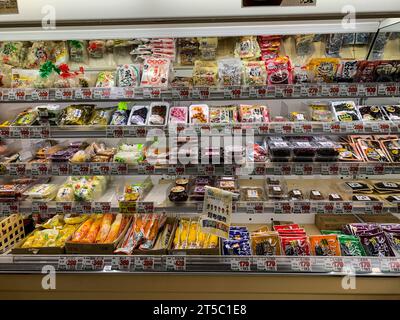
112,256,132,271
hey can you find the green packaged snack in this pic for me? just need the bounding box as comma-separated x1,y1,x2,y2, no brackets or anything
338,235,366,256
88,107,115,125
58,104,95,125
12,109,39,126
321,230,344,235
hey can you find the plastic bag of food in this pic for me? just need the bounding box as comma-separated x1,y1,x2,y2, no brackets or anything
95,71,115,87
116,64,141,87
51,41,69,65
265,56,293,85
88,107,114,125
56,186,75,201
88,40,106,59
11,108,38,126
141,57,171,88
307,58,340,83
11,69,38,88
243,61,267,86
326,34,344,57
234,36,261,60
58,104,95,125
218,58,242,87
294,34,314,56
0,41,26,67
193,60,218,87
25,41,51,69
0,64,12,88
68,40,88,63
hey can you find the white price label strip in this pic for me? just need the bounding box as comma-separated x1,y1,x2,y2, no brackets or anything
325,257,345,272
134,256,155,271
112,256,132,271
291,258,312,272
231,257,251,272
57,257,83,271
354,258,372,273
166,256,186,271
83,257,105,271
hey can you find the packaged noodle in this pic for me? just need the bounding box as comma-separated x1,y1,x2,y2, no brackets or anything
0,41,26,67
116,64,141,87
25,41,51,69
243,61,267,86
141,57,171,88
193,60,218,87
309,235,341,256
96,214,114,243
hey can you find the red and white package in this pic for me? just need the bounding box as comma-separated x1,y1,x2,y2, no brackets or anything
140,57,172,88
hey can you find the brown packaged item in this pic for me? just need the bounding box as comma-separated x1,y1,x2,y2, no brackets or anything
315,214,359,231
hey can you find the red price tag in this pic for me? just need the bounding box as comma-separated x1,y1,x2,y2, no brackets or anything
111,163,128,175
254,164,266,175
274,202,291,214
356,258,372,273
75,88,93,99
168,164,185,175
256,257,277,271
58,257,82,271
193,87,210,100
8,164,26,176
134,257,155,271
224,86,242,99
274,164,292,175
112,256,131,271
291,258,312,272
70,163,90,176
347,84,358,96
378,83,398,96
231,258,251,271
123,88,135,99
329,85,340,97
256,87,267,98
84,257,105,271
387,260,400,273
166,257,186,271
11,127,30,139
246,202,264,214
51,163,70,176
90,163,111,175
31,89,50,101
327,257,345,272
74,202,92,214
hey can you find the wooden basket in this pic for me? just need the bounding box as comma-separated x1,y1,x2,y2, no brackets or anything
0,214,25,253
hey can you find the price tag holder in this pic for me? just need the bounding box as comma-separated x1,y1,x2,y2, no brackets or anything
354,258,372,273
31,162,51,176
282,85,295,98
256,257,277,272
253,163,266,175
167,164,185,175
55,88,74,100
198,164,215,175
137,163,155,175
346,84,358,97
74,202,92,214
56,202,73,214
166,256,186,271
224,86,242,99
106,126,125,138
30,126,50,138
381,259,400,273
342,202,353,214
316,202,334,214
51,163,70,176
0,202,19,215
292,201,311,214
136,202,154,214
83,256,105,271
31,89,50,101
291,258,312,272
294,163,313,175
326,257,345,272
143,87,161,99
90,163,111,175
122,88,135,99
8,163,26,177
192,87,210,100
321,163,339,176
249,86,267,98
0,127,10,139
359,83,377,97
32,201,48,215
70,163,90,176
57,257,83,271
94,88,112,100
230,257,251,272
274,164,292,175
112,256,132,271
378,83,398,96
172,87,190,100
10,127,31,139
128,126,147,138
328,84,340,97
110,163,128,175
134,256,155,271
273,202,291,214
93,202,112,214
365,201,383,214
246,202,264,214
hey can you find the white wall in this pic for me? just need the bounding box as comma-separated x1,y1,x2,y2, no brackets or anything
0,0,399,22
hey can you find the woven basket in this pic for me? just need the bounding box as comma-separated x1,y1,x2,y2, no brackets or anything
0,214,25,253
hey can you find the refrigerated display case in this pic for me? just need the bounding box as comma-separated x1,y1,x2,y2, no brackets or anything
0,3,400,299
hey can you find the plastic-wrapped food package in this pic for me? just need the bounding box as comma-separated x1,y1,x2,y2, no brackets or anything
307,58,340,83
24,41,51,69
11,69,38,88
357,106,386,121
382,139,400,162
309,102,333,122
218,58,242,87
113,143,144,164
110,108,128,125
87,40,106,59
326,34,344,57
128,105,149,125
357,139,390,162
0,64,12,88
141,57,171,88
58,104,95,125
293,65,309,84
342,33,355,46
116,64,141,87
12,108,39,126
210,106,238,124
310,235,341,256
95,71,115,87
234,36,261,60
24,184,58,201
51,41,69,65
335,59,358,82
68,40,88,63
189,104,209,124
243,61,267,86
239,104,269,123
179,38,199,66
198,37,218,61
374,60,400,82
265,56,293,85
148,103,169,126
88,107,115,125
355,33,371,45
0,41,25,67
355,60,378,83
371,33,390,60
258,35,282,60
193,60,218,87
294,34,314,57
169,106,188,124
331,101,361,122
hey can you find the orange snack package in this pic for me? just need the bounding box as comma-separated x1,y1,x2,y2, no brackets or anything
310,235,341,256
71,217,94,242
81,215,103,243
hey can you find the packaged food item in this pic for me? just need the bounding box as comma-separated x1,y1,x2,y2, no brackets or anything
58,104,95,126
290,112,307,122
68,40,87,63
329,193,343,201
169,186,188,202
248,143,268,163
381,139,400,163
169,106,188,124
87,40,106,59
235,36,261,60
0,41,25,67
335,59,358,82
198,38,218,61
189,104,209,124
105,214,124,243
310,235,341,256
352,195,379,201
332,101,361,122
291,140,316,161
223,227,251,256
95,71,115,87
11,108,39,126
218,58,242,87
309,102,332,122
310,190,324,201
23,184,58,201
288,189,303,200
25,41,51,69
243,61,267,86
358,105,386,121
281,236,311,256
357,139,390,162
326,34,343,57
381,105,400,121
110,103,129,125
179,38,199,66
240,187,266,201
116,64,141,87
265,56,293,85
251,232,281,255
307,58,340,83
337,143,363,161
268,139,292,161
128,105,149,125
374,60,400,82
113,143,144,164
359,232,395,257
11,69,38,88
294,34,314,56
51,41,69,65
258,35,282,60
148,103,169,126
88,107,114,125
0,64,12,88
239,104,269,123
355,60,378,83
141,57,171,88
192,60,218,87
338,235,366,256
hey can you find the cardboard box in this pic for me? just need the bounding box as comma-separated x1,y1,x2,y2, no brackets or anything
315,214,359,231
132,217,178,255
65,217,132,255
360,214,400,224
